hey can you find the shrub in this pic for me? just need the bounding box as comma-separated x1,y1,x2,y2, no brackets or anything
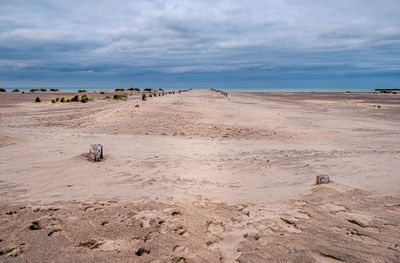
158,88,164,91
115,88,125,91
67,99,71,102
142,94,146,101
55,97,59,102
30,89,38,92
51,99,56,103
60,97,66,103
144,88,152,92
346,91,351,93
35,97,41,102
78,90,87,93
50,88,59,92
100,91,105,94
80,94,89,103
71,94,80,102
12,89,20,92
40,88,47,92
113,94,128,100
0,88,6,92
149,94,152,97
128,87,140,91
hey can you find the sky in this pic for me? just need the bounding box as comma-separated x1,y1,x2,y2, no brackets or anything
0,0,399,90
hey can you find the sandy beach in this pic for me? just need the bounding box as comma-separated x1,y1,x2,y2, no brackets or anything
1,90,400,262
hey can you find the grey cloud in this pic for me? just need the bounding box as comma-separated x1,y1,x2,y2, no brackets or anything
0,0,399,87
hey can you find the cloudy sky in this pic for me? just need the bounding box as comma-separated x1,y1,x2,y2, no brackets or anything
0,0,399,90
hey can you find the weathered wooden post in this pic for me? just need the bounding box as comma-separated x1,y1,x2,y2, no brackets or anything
316,174,329,185
142,93,146,101
89,144,103,161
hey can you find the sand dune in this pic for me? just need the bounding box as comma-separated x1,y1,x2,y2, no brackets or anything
0,90,399,262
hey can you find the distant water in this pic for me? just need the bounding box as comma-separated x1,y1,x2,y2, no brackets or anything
210,87,376,92
1,86,377,93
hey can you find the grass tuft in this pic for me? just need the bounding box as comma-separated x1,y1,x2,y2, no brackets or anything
71,94,80,102
113,94,128,100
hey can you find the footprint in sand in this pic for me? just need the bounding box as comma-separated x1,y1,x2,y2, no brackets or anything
173,245,190,253
135,247,150,256
174,225,188,236
277,214,302,233
206,220,225,234
77,239,103,249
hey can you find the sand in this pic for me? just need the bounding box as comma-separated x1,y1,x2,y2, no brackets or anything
0,90,399,262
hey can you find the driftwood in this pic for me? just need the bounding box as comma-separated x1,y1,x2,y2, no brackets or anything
89,144,103,162
316,174,329,185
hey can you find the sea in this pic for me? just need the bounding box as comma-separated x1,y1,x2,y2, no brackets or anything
0,86,381,93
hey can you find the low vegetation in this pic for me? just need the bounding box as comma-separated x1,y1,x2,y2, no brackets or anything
128,87,140,91
0,88,6,92
50,88,59,92
115,88,125,91
80,94,91,103
378,89,398,94
30,88,47,92
12,89,20,92
35,97,41,102
113,94,128,100
71,95,80,102
49,94,91,104
78,90,87,93
100,91,105,94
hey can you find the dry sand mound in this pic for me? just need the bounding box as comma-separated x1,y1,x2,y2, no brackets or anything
1,186,399,262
